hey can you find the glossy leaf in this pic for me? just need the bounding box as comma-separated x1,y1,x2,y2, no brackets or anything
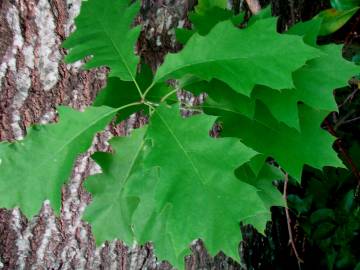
331,0,360,10
317,7,359,36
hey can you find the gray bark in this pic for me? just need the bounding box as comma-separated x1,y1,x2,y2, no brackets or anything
0,0,242,269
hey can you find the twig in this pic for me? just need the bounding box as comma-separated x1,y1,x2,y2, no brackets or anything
342,116,360,125
338,88,358,108
283,173,304,268
333,109,356,130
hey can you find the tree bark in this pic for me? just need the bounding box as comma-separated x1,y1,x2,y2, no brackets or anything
0,0,108,141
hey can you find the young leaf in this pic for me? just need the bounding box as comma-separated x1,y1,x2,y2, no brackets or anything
155,18,321,96
331,0,360,11
0,106,116,217
317,7,359,36
84,128,147,244
63,0,141,81
127,104,271,267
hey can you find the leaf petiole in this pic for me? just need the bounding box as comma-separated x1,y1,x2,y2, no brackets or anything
142,82,156,99
116,101,143,112
160,89,178,103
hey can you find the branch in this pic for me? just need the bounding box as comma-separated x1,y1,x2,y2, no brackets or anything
283,173,304,268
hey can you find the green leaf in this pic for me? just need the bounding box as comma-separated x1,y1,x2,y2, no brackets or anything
127,104,270,268
252,87,301,129
179,44,358,132
181,78,301,129
235,160,284,208
331,0,360,11
155,18,321,96
190,7,233,36
175,28,196,45
252,45,359,128
94,65,174,120
313,222,337,240
310,208,336,225
220,102,343,181
317,7,359,36
93,77,145,121
0,106,116,217
202,81,255,120
178,19,358,131
288,194,312,214
93,65,153,107
63,0,141,81
248,6,273,24
287,18,323,47
177,0,245,44
176,1,234,45
353,52,360,64
84,128,147,244
293,44,360,112
195,0,228,15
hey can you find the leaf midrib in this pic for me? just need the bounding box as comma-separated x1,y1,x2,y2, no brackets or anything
155,111,207,186
93,3,138,85
155,44,316,83
108,133,146,208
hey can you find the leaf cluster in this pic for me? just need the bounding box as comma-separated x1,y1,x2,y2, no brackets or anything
0,0,359,268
